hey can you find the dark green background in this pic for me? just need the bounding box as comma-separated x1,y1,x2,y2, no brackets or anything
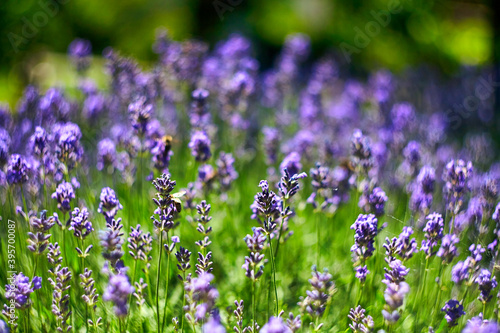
0,0,496,104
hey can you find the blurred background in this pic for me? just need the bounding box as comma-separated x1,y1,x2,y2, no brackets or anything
0,0,497,107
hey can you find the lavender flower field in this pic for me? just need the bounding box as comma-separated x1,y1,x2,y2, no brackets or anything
1,33,499,333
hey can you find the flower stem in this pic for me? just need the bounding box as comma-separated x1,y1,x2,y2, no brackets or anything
268,234,279,316
161,235,171,333
156,230,164,332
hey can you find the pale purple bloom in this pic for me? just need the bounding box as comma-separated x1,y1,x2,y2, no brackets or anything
421,212,444,258
396,226,418,260
6,154,29,185
5,272,41,309
97,138,117,172
69,207,93,239
437,234,459,264
280,152,302,177
103,273,134,317
260,316,292,333
98,187,123,220
52,181,75,214
476,269,498,303
189,131,211,162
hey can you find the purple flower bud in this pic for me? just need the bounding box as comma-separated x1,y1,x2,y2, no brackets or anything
30,126,48,156
441,299,465,327
437,234,459,264
260,316,292,333
52,181,75,213
97,138,117,172
355,265,369,284
280,152,302,177
6,154,30,185
5,272,41,309
188,131,211,162
103,273,134,317
98,187,123,220
421,212,444,258
69,207,93,239
476,269,498,303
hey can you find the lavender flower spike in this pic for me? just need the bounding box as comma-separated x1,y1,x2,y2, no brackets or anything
441,299,465,327
103,273,134,318
260,317,292,333
52,181,75,214
98,187,123,220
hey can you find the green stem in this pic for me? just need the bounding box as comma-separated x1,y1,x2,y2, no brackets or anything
180,271,186,332
161,238,171,333
316,211,320,268
268,234,279,316
156,231,164,332
252,279,256,331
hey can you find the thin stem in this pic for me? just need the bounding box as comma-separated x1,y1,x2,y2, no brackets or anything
62,212,68,266
180,271,186,332
161,238,171,333
156,231,164,332
252,279,256,331
316,211,320,268
416,258,429,326
20,184,29,219
126,259,139,330
268,234,279,316
274,197,287,258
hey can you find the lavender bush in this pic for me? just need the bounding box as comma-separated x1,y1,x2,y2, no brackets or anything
0,33,499,333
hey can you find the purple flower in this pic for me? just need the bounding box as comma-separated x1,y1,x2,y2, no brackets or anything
30,126,48,156
476,269,498,303
403,141,420,167
383,260,409,284
280,152,302,177
350,129,372,172
151,136,173,173
98,187,123,220
216,152,238,191
355,265,369,284
437,234,459,264
351,214,381,261
260,316,292,333
189,131,211,162
348,306,374,333
493,202,500,222
263,127,280,165
52,181,75,214
68,38,92,58
128,97,153,136
251,180,280,232
463,314,499,333
298,267,335,319
68,38,92,71
443,159,473,213
382,281,409,323
451,258,471,284
190,89,211,129
6,154,29,185
5,272,41,309
368,187,388,217
441,299,465,327
203,316,225,333
69,207,93,239
391,102,415,131
97,138,117,172
53,122,84,170
421,212,444,258
396,226,418,261
243,227,266,281
39,88,71,120
103,273,134,317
